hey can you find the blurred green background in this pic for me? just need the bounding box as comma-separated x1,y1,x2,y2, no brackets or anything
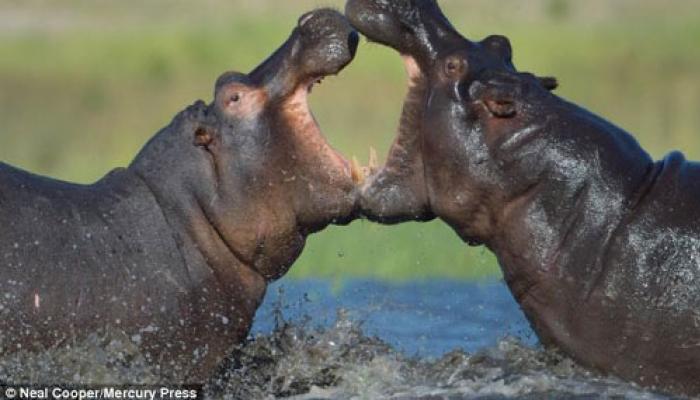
1,0,699,281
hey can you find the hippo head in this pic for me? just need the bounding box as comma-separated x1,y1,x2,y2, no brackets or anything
132,9,360,282
347,0,563,244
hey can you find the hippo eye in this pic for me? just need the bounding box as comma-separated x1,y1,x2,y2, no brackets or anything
444,56,467,79
446,61,459,73
230,94,241,103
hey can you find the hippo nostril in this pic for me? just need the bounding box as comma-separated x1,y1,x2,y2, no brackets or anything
298,11,316,28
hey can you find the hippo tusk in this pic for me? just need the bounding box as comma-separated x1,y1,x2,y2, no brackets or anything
351,156,366,184
368,146,379,174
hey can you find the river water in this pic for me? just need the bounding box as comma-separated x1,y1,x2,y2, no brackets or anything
214,279,679,399
0,280,684,399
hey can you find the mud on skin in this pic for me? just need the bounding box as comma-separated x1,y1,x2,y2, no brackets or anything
0,8,360,382
347,0,700,396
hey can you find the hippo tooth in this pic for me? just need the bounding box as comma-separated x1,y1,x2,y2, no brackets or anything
351,156,365,184
368,146,379,174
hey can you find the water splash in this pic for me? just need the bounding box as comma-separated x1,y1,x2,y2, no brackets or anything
0,330,157,384
206,313,672,400
0,281,682,399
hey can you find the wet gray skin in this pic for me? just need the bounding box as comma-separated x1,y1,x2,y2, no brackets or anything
0,8,359,383
346,0,700,396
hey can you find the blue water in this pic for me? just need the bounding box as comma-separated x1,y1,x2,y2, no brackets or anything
242,280,675,399
252,279,537,357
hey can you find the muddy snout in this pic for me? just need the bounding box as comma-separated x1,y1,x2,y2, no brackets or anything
297,9,359,78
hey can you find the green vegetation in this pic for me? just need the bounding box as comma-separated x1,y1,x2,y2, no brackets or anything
1,0,699,281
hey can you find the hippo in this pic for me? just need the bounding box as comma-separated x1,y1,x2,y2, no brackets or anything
0,9,360,382
346,0,700,395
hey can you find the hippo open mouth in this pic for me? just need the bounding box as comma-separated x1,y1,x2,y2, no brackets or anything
192,8,364,283
345,0,557,225
239,9,362,190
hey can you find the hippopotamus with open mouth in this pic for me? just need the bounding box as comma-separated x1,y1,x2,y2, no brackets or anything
0,9,359,382
346,0,700,395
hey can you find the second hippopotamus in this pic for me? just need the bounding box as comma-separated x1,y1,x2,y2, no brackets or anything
347,0,700,396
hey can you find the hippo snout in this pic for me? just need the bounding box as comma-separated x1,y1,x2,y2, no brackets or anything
295,9,359,78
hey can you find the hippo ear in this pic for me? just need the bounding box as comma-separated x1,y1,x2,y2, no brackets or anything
470,80,518,119
538,76,559,91
482,35,513,63
484,98,517,118
193,127,215,148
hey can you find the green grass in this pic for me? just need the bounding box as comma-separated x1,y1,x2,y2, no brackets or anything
1,0,700,281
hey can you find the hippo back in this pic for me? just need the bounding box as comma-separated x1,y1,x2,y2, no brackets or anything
565,152,700,393
0,163,201,376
